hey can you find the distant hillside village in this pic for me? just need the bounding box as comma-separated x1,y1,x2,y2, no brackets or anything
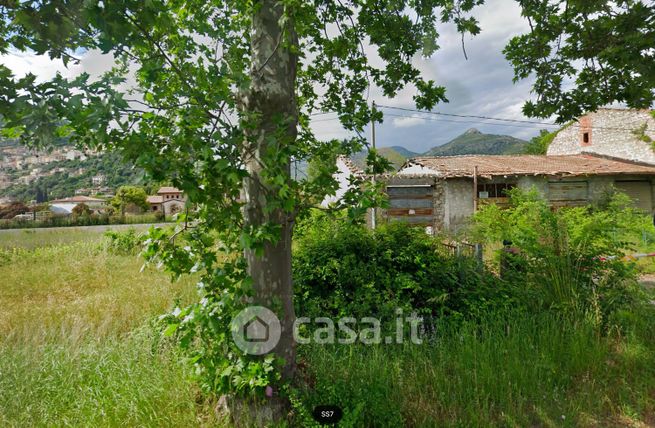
47,186,187,216
0,137,186,224
0,144,95,192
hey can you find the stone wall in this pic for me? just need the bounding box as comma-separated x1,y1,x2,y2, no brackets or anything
432,179,446,231
547,108,655,164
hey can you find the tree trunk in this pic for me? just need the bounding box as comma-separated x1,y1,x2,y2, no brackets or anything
241,0,297,381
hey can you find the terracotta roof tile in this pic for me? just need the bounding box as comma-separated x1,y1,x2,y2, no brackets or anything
401,154,655,178
147,195,164,204
338,156,365,177
157,186,181,194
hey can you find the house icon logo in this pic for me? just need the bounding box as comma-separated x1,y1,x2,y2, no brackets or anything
230,306,281,355
244,315,270,342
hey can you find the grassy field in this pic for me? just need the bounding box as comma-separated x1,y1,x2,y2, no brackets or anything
0,229,221,427
0,224,160,250
2,229,655,427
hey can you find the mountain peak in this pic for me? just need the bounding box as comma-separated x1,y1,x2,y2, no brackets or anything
423,130,528,157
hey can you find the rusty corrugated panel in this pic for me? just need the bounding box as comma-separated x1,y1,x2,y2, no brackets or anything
386,186,433,201
383,183,436,226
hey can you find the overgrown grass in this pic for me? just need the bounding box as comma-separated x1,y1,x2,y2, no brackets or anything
0,330,205,427
0,234,224,427
296,310,655,427
2,228,655,427
0,241,195,338
0,224,155,250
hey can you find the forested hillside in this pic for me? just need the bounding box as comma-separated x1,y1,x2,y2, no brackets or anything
424,128,529,156
1,152,150,201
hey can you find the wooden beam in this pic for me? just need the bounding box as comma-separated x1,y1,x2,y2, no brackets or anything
473,165,478,212
387,208,433,216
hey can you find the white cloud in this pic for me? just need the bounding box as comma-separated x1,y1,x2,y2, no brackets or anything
0,0,543,153
391,116,424,128
0,51,69,81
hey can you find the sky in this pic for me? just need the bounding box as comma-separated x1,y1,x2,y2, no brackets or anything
306,0,561,153
0,0,556,154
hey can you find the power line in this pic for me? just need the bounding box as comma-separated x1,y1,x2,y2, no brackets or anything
310,112,555,130
309,116,341,123
308,106,653,133
309,112,550,128
381,112,554,130
377,104,558,126
376,105,651,132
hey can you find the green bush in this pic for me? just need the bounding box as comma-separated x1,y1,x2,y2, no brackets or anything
104,228,145,255
0,213,164,229
293,211,517,321
471,188,648,321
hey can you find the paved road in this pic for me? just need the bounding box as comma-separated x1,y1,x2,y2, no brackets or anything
0,223,171,235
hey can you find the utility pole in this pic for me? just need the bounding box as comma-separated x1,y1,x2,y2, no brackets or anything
371,100,377,229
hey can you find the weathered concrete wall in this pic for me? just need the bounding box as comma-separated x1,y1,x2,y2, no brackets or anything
588,176,614,201
516,175,655,210
542,175,655,210
517,176,548,194
323,157,356,207
444,178,474,230
547,109,655,164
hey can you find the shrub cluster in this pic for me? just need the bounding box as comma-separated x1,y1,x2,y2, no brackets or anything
0,213,164,230
104,228,145,255
470,188,648,324
293,211,517,322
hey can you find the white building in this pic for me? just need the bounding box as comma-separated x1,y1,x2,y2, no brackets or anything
321,156,363,207
92,174,106,186
49,196,107,215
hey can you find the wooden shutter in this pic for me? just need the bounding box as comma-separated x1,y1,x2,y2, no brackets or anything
386,185,433,224
548,181,588,207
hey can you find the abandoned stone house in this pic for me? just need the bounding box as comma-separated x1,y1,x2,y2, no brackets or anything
382,108,655,232
326,108,655,232
387,154,655,231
